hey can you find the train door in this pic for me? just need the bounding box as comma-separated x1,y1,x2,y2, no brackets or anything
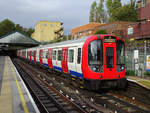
52,49,57,69
76,47,83,78
36,49,40,64
25,51,26,59
31,50,34,62
68,47,77,76
39,49,43,65
61,47,69,73
56,49,62,71
34,50,36,63
27,51,29,60
30,50,32,62
42,49,48,67
47,48,53,68
103,42,116,78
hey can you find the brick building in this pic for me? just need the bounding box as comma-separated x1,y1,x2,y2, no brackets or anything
96,21,133,39
71,22,103,39
71,21,133,40
126,0,150,39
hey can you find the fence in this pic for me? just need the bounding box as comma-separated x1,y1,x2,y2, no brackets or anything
126,40,150,76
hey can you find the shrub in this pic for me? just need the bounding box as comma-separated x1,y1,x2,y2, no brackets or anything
95,30,107,34
126,70,135,76
144,71,150,77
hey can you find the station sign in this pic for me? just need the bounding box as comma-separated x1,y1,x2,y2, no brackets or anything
146,55,150,71
134,50,139,59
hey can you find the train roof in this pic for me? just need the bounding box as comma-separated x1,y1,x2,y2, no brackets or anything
19,34,124,51
39,36,89,49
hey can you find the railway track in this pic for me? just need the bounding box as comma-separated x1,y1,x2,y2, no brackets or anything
13,58,150,113
114,81,150,106
12,59,86,113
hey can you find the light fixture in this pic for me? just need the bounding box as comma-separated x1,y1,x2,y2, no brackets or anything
117,75,120,78
128,25,132,28
100,75,103,79
147,19,150,22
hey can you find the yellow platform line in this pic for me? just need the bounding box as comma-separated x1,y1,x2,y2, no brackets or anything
10,61,29,113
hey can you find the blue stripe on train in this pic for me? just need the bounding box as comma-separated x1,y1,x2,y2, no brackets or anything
43,63,49,67
53,66,83,78
36,61,48,67
53,66,62,71
35,62,83,79
32,60,34,63
69,70,83,78
37,61,40,64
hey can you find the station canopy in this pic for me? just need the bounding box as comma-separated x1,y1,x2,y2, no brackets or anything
0,31,39,51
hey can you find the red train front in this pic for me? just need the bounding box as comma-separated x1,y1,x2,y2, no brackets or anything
82,35,127,90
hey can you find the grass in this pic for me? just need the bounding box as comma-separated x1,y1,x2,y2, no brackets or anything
138,81,150,89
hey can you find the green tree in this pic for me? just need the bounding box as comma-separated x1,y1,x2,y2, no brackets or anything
89,0,138,23
113,4,138,22
0,19,34,37
89,1,97,22
89,0,108,23
25,28,34,37
15,24,23,32
106,0,113,21
0,19,15,37
106,0,122,22
95,29,107,34
97,0,107,23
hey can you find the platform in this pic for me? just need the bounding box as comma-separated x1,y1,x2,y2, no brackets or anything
127,76,150,90
0,56,40,113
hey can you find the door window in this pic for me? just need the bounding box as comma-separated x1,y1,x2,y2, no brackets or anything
52,50,57,60
106,47,114,68
57,50,62,61
69,50,74,63
77,48,81,64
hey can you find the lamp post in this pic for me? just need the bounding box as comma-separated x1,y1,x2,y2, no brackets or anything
144,39,146,76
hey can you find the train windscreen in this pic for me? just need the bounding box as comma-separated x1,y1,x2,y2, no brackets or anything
116,40,125,72
88,39,103,72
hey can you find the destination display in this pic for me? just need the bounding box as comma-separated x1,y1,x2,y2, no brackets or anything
104,36,116,43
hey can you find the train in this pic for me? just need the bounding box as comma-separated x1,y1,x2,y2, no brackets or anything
17,34,127,90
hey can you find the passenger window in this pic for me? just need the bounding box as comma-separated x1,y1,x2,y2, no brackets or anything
43,51,46,58
57,50,62,61
77,48,81,64
69,50,74,63
32,51,34,57
46,51,48,59
52,50,57,60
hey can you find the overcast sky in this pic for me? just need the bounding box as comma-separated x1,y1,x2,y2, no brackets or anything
0,0,129,35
